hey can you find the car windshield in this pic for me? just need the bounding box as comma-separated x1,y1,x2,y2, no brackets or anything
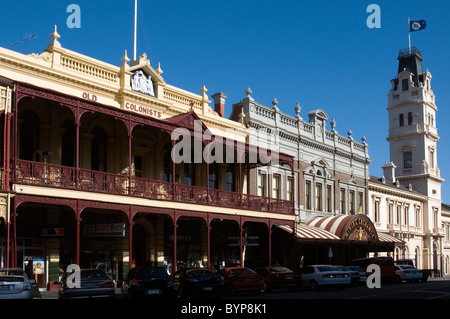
348,266,363,271
137,267,168,279
0,269,25,276
80,270,109,280
317,266,339,272
401,265,416,270
228,268,255,275
268,267,293,273
187,269,215,276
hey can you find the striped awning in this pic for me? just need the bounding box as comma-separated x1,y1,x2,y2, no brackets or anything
377,232,405,244
277,224,340,241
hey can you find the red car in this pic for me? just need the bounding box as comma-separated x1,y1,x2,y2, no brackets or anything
255,266,301,292
218,267,264,295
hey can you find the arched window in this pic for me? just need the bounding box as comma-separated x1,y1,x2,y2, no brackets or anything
399,113,404,126
91,126,107,172
403,151,412,169
61,120,76,167
20,110,40,161
407,112,413,125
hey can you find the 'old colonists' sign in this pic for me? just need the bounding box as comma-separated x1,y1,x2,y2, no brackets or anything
131,70,155,97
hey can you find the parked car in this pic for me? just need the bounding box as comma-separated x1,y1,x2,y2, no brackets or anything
218,267,264,295
121,267,172,299
395,259,432,282
335,265,360,286
395,265,422,283
56,269,115,299
0,268,35,299
300,265,351,290
254,266,301,292
346,265,367,284
172,268,224,298
351,257,395,283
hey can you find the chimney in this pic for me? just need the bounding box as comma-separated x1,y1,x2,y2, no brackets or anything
212,92,227,117
382,162,396,183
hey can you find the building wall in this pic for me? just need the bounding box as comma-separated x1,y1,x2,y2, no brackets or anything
230,91,371,225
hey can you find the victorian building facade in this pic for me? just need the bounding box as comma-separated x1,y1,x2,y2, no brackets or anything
0,26,296,289
229,84,404,267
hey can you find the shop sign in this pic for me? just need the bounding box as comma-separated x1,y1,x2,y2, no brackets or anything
84,223,125,237
228,236,259,247
125,101,162,118
40,227,65,237
33,257,45,275
344,217,377,241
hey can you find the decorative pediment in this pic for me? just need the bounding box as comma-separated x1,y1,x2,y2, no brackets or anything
128,53,166,97
304,157,334,179
165,110,209,133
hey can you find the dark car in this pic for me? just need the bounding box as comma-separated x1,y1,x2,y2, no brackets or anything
172,268,224,298
255,266,301,292
219,267,264,295
346,265,367,284
56,269,115,299
121,267,172,299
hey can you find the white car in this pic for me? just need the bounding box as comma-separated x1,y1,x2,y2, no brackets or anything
395,265,422,283
0,268,35,299
300,265,351,290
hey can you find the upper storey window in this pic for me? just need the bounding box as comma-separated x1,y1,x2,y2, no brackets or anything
407,112,413,125
402,79,409,91
399,113,404,126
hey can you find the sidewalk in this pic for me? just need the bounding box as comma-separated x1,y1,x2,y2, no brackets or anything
428,274,450,281
37,288,123,299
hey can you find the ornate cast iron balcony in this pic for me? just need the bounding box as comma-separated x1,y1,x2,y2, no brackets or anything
15,160,294,215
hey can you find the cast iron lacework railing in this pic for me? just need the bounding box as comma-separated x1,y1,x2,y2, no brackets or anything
15,159,294,215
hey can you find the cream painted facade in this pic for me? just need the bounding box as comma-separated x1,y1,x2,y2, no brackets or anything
368,47,447,275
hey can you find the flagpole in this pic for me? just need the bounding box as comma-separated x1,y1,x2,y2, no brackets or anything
408,17,411,54
134,0,137,60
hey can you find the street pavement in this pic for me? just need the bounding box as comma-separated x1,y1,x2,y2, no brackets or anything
37,275,450,300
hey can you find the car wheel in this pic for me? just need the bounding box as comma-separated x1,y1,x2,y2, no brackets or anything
310,280,318,290
395,275,402,283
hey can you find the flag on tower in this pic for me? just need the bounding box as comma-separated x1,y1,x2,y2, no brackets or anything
409,20,427,32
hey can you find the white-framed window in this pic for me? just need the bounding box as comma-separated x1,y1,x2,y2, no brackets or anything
257,171,266,197
315,183,323,211
373,198,380,223
286,177,293,201
340,188,346,214
305,180,312,210
272,174,280,199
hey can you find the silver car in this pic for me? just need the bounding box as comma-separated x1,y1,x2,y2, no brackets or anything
0,268,34,299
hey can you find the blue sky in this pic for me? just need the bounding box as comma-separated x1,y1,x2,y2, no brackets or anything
1,0,449,201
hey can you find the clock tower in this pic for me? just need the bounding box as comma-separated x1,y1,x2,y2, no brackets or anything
386,47,444,265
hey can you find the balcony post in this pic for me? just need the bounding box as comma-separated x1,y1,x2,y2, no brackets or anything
76,199,81,266
240,217,243,267
207,216,211,268
75,113,80,189
129,215,133,270
172,139,176,200
173,216,178,273
268,224,272,266
128,125,132,195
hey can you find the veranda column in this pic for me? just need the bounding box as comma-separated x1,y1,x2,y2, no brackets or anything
76,200,80,266
173,215,178,273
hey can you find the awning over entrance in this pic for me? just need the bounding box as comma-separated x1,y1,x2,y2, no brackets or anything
277,224,340,241
377,232,405,244
306,214,405,245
